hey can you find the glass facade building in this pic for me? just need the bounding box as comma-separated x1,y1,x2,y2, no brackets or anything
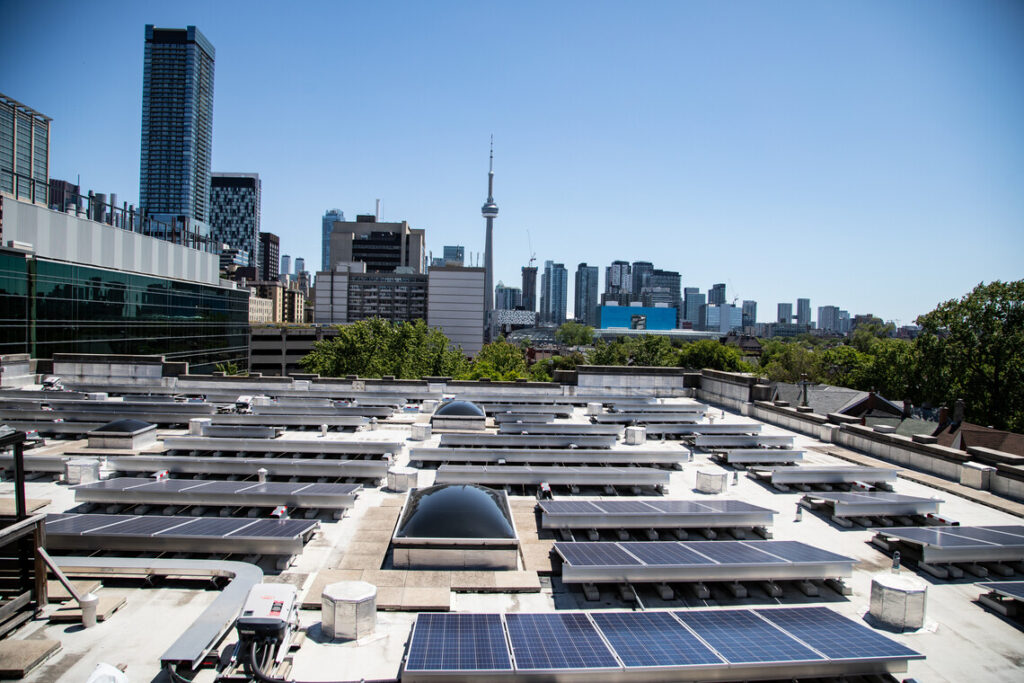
0,249,249,373
209,173,260,267
139,25,215,225
321,209,344,272
0,92,50,204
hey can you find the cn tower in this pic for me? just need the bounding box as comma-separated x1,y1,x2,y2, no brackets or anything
481,137,499,342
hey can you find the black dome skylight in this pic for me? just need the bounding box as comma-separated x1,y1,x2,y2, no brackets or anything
396,484,515,539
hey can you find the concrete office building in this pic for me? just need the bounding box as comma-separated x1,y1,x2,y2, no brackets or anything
259,232,279,282
321,209,344,272
428,266,484,356
209,173,260,267
521,266,537,312
138,25,216,250
683,287,704,326
495,282,522,310
328,215,425,274
313,263,427,325
574,263,599,327
797,298,812,326
0,193,248,372
778,302,793,323
742,300,757,327
0,92,50,205
540,260,568,325
708,282,726,305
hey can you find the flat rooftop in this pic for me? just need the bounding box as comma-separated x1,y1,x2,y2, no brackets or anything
1,384,1021,682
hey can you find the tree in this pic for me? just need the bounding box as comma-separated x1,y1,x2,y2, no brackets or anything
460,339,528,380
915,281,1024,431
677,339,748,372
554,321,595,346
818,345,871,389
299,318,468,378
587,338,632,366
757,339,821,383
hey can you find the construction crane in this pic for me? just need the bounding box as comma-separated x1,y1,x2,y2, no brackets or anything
526,229,536,267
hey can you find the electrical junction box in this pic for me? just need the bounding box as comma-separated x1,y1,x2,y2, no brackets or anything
236,583,297,643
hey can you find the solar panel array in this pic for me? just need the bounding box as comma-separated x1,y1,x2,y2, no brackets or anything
882,525,1024,548
813,492,938,505
404,607,922,677
556,540,853,567
46,513,317,539
540,499,772,517
73,477,360,505
978,581,1024,601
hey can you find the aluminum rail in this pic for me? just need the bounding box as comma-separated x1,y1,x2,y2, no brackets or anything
642,423,762,436
438,434,616,449
0,409,218,425
0,420,106,436
497,423,624,436
592,413,702,424
434,464,671,487
162,436,402,454
110,455,390,479
720,449,804,464
694,435,795,448
411,447,690,466
763,465,899,485
51,555,262,669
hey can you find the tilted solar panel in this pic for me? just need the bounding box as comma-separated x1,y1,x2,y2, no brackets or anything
235,519,318,538
540,501,604,515
619,542,715,566
757,607,922,661
405,613,512,672
556,543,642,567
591,500,659,514
944,527,1024,546
45,514,136,534
979,581,1024,601
643,500,714,514
982,526,1024,539
674,609,823,664
505,613,619,671
591,611,723,668
878,527,983,547
96,516,191,535
753,540,854,564
685,541,788,564
161,517,258,537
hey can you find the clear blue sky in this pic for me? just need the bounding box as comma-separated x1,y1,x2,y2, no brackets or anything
3,0,1022,325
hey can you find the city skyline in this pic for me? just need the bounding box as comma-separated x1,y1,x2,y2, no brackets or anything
2,1,1022,325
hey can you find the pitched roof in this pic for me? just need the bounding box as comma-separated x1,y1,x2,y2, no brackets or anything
934,421,1024,457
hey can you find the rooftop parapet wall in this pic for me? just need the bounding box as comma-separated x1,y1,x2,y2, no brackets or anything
698,369,772,408
576,365,694,397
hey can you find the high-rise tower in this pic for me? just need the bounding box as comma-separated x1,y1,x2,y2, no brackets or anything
139,25,215,249
481,137,499,342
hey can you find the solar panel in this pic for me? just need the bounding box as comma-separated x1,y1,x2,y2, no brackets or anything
979,581,1024,601
757,607,922,661
45,514,136,534
293,483,361,495
591,500,659,514
942,527,1024,545
235,519,318,538
540,501,604,515
685,541,786,564
590,612,723,668
161,517,257,537
694,500,771,513
643,500,713,514
754,540,854,564
882,527,985,547
620,542,715,566
505,613,619,671
556,543,642,566
73,477,149,491
674,609,823,664
95,516,191,535
980,526,1024,539
405,614,512,672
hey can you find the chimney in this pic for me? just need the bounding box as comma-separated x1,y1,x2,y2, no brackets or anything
954,398,965,424
938,406,949,425
902,400,912,418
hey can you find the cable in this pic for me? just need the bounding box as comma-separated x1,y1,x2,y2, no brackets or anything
164,663,195,683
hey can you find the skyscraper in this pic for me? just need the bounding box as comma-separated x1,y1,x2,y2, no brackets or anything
209,173,260,267
630,261,654,300
321,209,344,272
139,25,215,246
1,92,50,203
259,232,279,282
540,261,568,325
796,298,811,326
521,266,537,312
281,254,291,278
327,215,425,273
495,282,522,310
742,300,757,328
604,260,632,305
294,257,305,275
574,263,599,327
443,245,465,266
683,287,704,326
709,283,726,305
481,139,499,342
777,302,793,323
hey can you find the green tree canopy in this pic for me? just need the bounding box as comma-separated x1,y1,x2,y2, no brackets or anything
460,339,529,380
299,318,468,378
916,280,1024,431
677,339,749,372
554,321,595,346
